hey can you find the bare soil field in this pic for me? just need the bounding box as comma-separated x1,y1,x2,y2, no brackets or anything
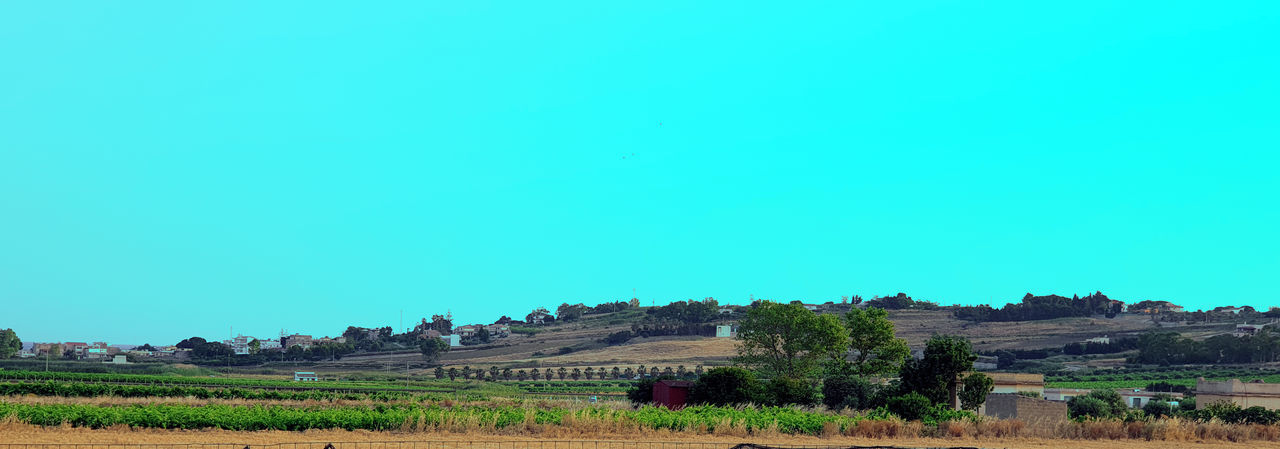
5,425,1280,449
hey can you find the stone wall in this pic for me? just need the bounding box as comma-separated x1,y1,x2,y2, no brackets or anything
983,393,1067,427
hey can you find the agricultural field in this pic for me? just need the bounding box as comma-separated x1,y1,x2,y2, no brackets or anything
1046,368,1280,389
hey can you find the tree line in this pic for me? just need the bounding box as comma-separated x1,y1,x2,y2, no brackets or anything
953,292,1122,322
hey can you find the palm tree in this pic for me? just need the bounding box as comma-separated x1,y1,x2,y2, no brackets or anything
447,367,458,381
571,368,582,381
517,370,527,381
502,368,513,381
612,367,622,379
584,367,595,380
489,366,500,379
557,367,567,380
434,367,445,379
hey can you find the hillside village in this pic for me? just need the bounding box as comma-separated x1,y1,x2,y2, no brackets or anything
13,293,1279,373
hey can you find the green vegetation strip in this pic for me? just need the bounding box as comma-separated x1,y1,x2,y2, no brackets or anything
0,381,474,402
0,370,456,392
1046,369,1280,389
0,402,882,434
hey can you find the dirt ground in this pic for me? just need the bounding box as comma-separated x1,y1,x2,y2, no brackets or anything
4,425,1280,449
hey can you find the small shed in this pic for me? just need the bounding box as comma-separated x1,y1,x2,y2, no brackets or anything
653,380,694,409
294,371,318,381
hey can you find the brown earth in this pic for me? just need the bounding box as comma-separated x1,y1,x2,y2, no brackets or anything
3,425,1280,449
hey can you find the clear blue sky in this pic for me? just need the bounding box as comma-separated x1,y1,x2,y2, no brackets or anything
2,2,1277,345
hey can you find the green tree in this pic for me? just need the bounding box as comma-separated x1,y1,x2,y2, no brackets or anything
489,366,500,379
688,367,763,406
248,339,261,355
0,329,21,358
887,391,933,421
1143,400,1174,418
822,373,881,410
419,338,450,363
477,327,491,344
898,335,976,405
557,303,587,322
447,367,458,381
1067,389,1128,419
959,372,994,411
766,376,819,406
842,307,909,377
434,366,445,379
734,301,850,379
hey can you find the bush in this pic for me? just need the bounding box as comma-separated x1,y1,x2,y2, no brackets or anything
1143,400,1173,418
688,367,762,406
887,392,932,421
821,374,879,410
601,331,632,345
766,376,818,406
1068,390,1127,419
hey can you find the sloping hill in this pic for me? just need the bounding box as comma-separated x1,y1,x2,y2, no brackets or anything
314,307,1241,373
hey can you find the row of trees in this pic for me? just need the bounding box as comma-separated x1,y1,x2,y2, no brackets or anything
433,364,707,381
861,293,940,310
1134,329,1280,365
953,292,1122,322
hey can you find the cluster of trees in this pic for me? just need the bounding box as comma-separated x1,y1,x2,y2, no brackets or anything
862,293,939,310
172,337,356,364
645,298,720,324
629,301,991,417
1063,337,1139,355
0,329,20,359
1133,329,1280,365
434,364,705,382
953,292,1122,322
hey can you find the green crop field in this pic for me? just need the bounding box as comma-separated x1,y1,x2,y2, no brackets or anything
0,401,923,435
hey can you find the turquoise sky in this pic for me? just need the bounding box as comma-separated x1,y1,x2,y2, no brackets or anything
2,2,1278,344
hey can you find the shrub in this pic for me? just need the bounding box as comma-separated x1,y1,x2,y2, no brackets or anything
766,376,818,406
1068,390,1127,419
1144,400,1174,418
688,367,762,406
887,392,932,421
821,374,879,410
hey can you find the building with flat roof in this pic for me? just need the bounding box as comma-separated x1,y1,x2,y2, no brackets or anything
1197,378,1280,410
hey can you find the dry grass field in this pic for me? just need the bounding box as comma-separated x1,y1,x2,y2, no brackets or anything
6,424,1280,449
297,309,1239,374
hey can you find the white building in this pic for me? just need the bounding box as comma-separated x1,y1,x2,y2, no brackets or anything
294,371,318,381
1086,335,1111,345
440,334,461,347
715,325,735,338
258,339,282,351
227,335,252,355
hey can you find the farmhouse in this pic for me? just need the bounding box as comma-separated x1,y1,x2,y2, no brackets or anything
1197,378,1280,410
987,373,1045,396
294,371,319,381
